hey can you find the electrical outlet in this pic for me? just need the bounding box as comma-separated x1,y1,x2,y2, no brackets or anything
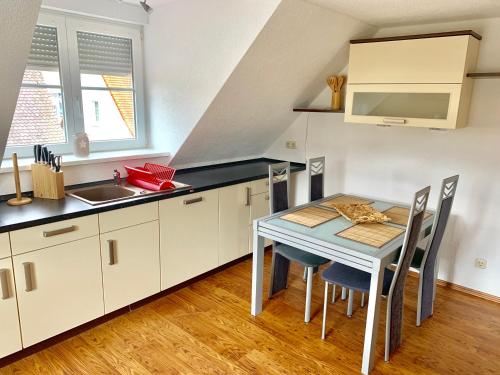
475,258,487,269
286,140,297,149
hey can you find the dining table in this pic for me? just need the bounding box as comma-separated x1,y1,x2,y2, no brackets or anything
250,193,434,374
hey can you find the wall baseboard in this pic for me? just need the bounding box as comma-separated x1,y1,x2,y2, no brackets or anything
408,270,500,304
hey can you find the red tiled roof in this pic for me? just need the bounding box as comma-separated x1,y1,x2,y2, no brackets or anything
102,75,135,137
7,70,65,146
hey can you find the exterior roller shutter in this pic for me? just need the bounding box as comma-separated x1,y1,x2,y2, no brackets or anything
77,31,132,76
28,25,59,70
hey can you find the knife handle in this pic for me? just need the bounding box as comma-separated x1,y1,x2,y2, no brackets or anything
36,145,42,164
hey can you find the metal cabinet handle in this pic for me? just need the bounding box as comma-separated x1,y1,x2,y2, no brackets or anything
382,118,406,125
0,269,10,300
108,240,116,265
43,225,77,237
183,197,203,205
246,187,251,206
23,262,34,292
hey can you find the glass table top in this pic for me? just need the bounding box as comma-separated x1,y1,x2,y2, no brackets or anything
262,196,434,258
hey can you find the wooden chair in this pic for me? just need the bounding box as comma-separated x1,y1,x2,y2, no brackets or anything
268,162,330,323
321,186,431,362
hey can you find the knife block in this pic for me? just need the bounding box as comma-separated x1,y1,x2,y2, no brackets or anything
31,164,65,200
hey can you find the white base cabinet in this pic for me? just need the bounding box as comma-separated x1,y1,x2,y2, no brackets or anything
218,184,251,265
0,258,22,357
0,174,283,357
160,190,219,290
100,221,160,313
13,236,103,347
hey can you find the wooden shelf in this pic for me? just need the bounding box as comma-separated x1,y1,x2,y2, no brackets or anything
293,108,344,113
467,72,500,78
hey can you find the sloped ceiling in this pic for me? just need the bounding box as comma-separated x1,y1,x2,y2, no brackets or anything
171,0,374,166
306,0,500,26
0,0,42,160
144,0,281,159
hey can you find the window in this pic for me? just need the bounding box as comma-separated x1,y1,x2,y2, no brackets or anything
6,13,145,157
8,25,66,147
77,31,136,141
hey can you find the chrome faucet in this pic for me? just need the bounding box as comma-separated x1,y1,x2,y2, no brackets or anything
113,169,121,186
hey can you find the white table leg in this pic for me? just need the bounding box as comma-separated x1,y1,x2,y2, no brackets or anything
304,266,313,323
251,227,265,316
362,259,384,374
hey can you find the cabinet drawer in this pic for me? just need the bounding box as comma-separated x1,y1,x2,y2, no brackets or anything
250,178,269,195
0,233,10,259
10,215,99,255
99,202,158,233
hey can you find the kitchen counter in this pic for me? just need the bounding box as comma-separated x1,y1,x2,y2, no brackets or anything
0,158,305,233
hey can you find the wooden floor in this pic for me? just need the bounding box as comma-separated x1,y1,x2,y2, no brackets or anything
2,252,500,374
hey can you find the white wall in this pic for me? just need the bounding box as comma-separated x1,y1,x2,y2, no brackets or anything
144,0,281,157
266,17,500,297
171,0,374,166
0,0,41,161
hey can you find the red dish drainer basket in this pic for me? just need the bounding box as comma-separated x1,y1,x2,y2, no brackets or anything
125,163,177,191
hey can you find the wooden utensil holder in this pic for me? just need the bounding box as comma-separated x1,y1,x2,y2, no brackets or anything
332,91,341,111
31,164,65,199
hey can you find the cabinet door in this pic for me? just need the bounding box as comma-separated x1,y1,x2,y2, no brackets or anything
159,190,219,290
249,192,272,252
0,258,22,358
13,236,103,347
250,192,270,222
344,83,462,129
348,36,474,84
0,233,11,259
218,184,251,265
100,221,160,313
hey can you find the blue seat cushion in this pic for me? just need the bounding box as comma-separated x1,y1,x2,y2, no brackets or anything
275,244,330,267
321,262,394,295
394,246,425,269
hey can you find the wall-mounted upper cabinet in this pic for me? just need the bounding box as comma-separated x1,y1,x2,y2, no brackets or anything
344,31,480,129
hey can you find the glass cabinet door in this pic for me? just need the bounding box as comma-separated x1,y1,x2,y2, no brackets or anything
345,84,462,129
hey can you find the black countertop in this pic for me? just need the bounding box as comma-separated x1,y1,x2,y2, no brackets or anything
0,158,305,233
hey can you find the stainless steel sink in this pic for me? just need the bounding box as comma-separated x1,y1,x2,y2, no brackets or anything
66,181,191,205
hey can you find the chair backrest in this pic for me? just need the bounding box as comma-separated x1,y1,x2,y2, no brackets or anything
418,175,459,324
386,186,431,359
268,162,291,214
421,175,458,271
308,156,325,202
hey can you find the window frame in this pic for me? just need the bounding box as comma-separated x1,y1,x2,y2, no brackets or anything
5,11,146,158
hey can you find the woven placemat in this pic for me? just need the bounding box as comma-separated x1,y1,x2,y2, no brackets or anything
280,206,340,228
383,206,432,226
320,195,373,209
336,223,404,248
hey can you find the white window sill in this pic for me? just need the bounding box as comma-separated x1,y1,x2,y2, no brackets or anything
0,149,171,174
